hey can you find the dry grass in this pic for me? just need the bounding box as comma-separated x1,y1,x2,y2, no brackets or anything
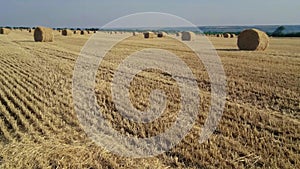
0,31,299,168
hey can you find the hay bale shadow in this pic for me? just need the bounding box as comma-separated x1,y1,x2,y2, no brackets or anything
12,40,35,43
216,49,240,52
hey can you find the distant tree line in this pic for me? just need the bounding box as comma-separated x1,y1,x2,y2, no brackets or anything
54,28,100,31
267,26,300,37
1,25,299,37
203,26,300,37
0,26,101,32
0,26,32,30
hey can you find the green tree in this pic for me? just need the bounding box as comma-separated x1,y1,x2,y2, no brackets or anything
272,26,285,36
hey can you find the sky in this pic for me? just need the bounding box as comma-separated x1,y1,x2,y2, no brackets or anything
0,0,299,28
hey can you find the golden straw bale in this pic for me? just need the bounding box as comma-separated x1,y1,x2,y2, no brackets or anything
143,31,155,38
181,31,195,41
0,28,11,35
62,29,73,36
34,26,53,42
237,29,269,51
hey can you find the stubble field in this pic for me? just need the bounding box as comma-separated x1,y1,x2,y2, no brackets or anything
0,30,299,168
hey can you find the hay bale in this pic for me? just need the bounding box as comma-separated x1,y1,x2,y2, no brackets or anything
176,32,182,37
73,30,80,34
34,26,53,42
181,31,195,41
237,29,269,51
0,28,11,35
157,32,167,38
62,29,73,36
28,29,32,33
85,30,93,34
133,32,140,36
223,33,230,38
230,34,236,38
143,31,155,38
216,34,222,37
80,30,87,35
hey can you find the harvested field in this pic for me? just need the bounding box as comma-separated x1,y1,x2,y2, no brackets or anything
0,31,299,169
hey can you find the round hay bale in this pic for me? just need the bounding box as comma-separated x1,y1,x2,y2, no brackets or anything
28,29,32,33
217,34,223,37
0,28,11,35
223,33,230,38
157,32,167,38
237,29,269,51
62,29,73,36
143,31,155,38
80,30,87,35
133,32,140,36
181,31,195,41
176,32,182,37
34,26,53,42
230,34,236,38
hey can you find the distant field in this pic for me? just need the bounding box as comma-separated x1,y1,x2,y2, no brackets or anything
0,30,299,168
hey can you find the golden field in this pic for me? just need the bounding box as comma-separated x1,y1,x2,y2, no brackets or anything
0,30,299,168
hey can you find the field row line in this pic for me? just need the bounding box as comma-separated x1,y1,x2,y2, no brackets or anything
0,59,83,137
0,66,75,137
0,73,55,140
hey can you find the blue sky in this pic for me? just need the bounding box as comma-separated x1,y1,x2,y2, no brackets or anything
0,0,299,27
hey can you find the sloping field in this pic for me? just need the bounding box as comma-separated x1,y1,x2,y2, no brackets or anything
0,31,299,168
